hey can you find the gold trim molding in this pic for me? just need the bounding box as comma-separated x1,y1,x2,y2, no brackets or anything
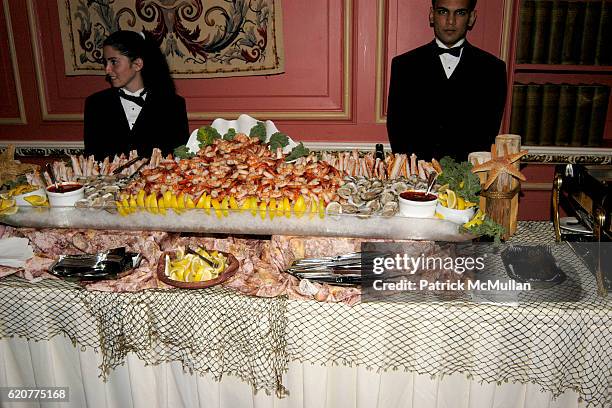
0,0,26,124
374,0,386,124
500,0,513,63
27,0,353,122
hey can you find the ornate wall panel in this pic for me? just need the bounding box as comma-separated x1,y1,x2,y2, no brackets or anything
0,0,25,124
28,0,351,121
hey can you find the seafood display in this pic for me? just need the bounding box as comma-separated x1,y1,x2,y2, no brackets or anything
44,150,163,184
1,120,504,241
121,133,343,215
325,175,436,217
75,176,134,209
320,150,441,180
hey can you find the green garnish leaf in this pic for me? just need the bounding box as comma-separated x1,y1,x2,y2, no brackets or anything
197,126,222,148
461,216,506,244
285,142,310,162
223,128,237,141
249,122,267,142
173,145,195,159
438,156,481,203
268,132,290,151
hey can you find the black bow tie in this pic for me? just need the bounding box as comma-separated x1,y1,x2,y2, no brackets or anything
118,89,148,107
437,46,463,57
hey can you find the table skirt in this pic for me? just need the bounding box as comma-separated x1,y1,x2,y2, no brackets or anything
0,336,585,408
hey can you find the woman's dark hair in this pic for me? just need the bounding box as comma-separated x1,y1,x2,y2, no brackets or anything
103,30,176,97
431,0,477,10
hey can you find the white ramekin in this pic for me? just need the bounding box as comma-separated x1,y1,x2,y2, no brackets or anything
398,190,438,218
46,183,85,207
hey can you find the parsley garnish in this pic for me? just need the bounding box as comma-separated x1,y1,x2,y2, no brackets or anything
268,132,290,151
197,126,222,148
249,122,267,142
285,142,310,162
438,156,481,203
173,145,195,159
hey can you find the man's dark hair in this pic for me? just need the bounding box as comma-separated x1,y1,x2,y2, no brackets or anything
431,0,477,10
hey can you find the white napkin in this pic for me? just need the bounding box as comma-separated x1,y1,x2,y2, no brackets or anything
0,237,34,268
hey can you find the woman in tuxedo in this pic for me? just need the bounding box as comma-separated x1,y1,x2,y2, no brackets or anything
83,30,189,160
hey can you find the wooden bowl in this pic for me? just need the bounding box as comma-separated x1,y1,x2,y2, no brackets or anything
156,249,239,289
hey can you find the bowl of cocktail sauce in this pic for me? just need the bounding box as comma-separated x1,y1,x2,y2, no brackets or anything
46,183,85,207
398,190,438,218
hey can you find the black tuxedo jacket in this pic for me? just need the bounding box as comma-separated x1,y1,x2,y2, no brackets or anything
83,88,189,160
386,40,507,160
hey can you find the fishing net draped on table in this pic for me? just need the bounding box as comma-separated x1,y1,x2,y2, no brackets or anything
0,222,610,407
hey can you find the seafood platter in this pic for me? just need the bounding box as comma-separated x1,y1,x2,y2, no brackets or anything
0,121,501,242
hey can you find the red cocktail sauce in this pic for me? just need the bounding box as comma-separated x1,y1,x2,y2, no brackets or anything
399,191,437,202
47,183,82,193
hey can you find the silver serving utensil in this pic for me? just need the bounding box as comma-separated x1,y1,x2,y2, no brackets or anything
124,161,147,181
45,163,63,193
425,172,438,196
112,156,143,175
186,246,220,269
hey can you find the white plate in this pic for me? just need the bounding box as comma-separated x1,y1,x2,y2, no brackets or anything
186,114,298,154
560,217,592,234
14,187,46,206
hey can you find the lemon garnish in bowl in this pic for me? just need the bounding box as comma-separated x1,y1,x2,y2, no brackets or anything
446,189,457,209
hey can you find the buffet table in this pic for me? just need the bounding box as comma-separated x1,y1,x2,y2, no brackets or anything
0,222,610,408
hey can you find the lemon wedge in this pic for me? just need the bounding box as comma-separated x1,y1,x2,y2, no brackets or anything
23,195,48,207
446,189,457,209
185,195,196,209
0,198,18,215
136,189,146,208
294,195,306,218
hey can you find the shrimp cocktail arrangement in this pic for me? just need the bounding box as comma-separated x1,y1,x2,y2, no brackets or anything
1,122,508,242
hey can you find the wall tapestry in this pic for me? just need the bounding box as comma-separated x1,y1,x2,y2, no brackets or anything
57,0,285,78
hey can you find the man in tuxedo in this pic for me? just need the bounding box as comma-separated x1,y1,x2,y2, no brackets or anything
386,0,507,160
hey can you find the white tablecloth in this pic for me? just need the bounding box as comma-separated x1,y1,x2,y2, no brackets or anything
0,336,585,408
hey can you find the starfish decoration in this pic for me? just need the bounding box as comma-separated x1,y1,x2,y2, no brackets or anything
0,145,39,186
471,144,528,190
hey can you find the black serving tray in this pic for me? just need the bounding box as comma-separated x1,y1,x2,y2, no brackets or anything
501,245,567,289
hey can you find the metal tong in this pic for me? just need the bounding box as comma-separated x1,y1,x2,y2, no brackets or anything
186,246,220,269
112,156,144,175
45,163,63,193
285,251,389,285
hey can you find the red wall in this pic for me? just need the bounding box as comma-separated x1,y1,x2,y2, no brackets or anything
0,0,509,144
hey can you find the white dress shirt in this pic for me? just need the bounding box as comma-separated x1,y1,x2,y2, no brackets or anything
435,38,465,79
119,87,147,130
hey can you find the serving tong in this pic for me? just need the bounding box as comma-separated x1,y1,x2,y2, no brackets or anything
45,163,63,193
285,251,389,286
186,246,221,269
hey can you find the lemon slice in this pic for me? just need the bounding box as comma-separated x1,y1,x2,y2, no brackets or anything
184,269,196,282
200,268,214,281
172,257,191,269
457,197,466,210
169,266,186,281
0,198,18,215
190,256,207,273
23,195,48,206
446,189,457,209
